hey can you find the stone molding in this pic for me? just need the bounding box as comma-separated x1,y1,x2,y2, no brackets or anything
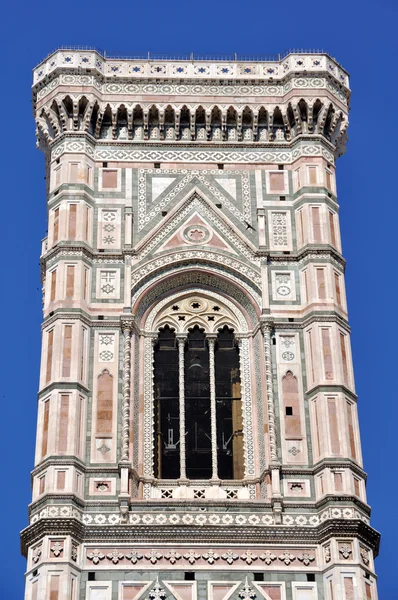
33,50,349,88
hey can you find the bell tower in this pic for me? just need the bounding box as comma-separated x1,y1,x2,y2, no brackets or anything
22,48,380,600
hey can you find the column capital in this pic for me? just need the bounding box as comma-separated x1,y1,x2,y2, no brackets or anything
121,316,135,333
260,317,275,333
206,333,218,343
176,333,188,342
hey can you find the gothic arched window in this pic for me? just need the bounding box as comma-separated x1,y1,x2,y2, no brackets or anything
152,296,245,481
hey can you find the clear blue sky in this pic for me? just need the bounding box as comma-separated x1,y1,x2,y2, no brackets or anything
1,1,396,598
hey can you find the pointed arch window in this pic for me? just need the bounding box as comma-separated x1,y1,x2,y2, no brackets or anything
153,322,244,480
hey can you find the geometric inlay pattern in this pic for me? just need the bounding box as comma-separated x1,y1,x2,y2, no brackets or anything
137,169,252,231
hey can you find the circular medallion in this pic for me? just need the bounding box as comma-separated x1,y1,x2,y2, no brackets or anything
277,285,291,296
282,351,295,361
183,225,211,245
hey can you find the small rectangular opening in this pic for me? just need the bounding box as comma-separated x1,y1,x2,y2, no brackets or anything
365,572,371,580
306,574,315,582
49,311,54,317
279,196,286,201
88,572,96,581
56,158,60,165
216,203,222,209
254,573,264,581
102,162,108,168
162,211,168,217
328,192,332,198
54,190,59,196
99,249,105,253
272,337,276,345
283,251,290,255
286,406,293,416
288,318,294,322
154,162,161,169
278,164,284,170
217,164,224,170
184,573,195,581
32,569,38,577
97,315,104,321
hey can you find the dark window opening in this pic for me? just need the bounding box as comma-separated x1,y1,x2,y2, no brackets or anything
216,203,222,209
153,323,244,481
88,573,96,581
280,196,286,201
215,326,244,480
154,162,161,169
306,574,315,582
102,162,108,168
185,326,211,478
254,573,264,581
286,406,293,416
185,573,195,580
217,164,224,170
154,326,180,479
162,211,168,217
278,164,284,170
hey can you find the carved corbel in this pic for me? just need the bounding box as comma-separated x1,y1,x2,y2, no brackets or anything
55,99,68,132
253,112,259,140
143,109,149,140
127,107,134,139
281,110,291,141
307,102,314,133
174,107,181,140
95,106,105,138
111,107,118,140
221,110,227,141
158,109,165,140
292,104,302,134
72,99,79,131
190,108,196,140
82,100,95,132
205,109,212,140
237,111,243,141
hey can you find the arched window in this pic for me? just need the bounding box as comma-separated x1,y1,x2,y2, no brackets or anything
152,298,245,481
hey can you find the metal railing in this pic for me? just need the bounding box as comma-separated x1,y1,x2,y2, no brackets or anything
37,46,338,65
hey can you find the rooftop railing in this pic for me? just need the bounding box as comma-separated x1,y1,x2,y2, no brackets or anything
37,46,339,65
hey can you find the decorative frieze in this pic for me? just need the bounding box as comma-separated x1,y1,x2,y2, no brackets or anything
85,545,317,567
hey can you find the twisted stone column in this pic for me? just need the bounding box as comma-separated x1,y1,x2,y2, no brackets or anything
261,320,278,465
207,335,218,480
176,335,188,480
121,320,133,462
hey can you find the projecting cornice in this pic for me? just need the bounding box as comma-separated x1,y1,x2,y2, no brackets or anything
33,51,349,158
33,49,349,96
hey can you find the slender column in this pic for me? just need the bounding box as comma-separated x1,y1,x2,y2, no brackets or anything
176,335,187,480
260,320,278,465
207,334,218,480
121,319,134,462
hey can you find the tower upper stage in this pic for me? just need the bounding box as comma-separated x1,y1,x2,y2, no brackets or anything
33,49,350,159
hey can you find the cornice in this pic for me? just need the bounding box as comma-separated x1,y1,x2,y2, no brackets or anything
305,384,357,401
42,241,346,271
20,518,379,558
33,50,349,98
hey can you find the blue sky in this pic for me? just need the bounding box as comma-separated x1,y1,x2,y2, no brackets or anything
1,0,397,598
